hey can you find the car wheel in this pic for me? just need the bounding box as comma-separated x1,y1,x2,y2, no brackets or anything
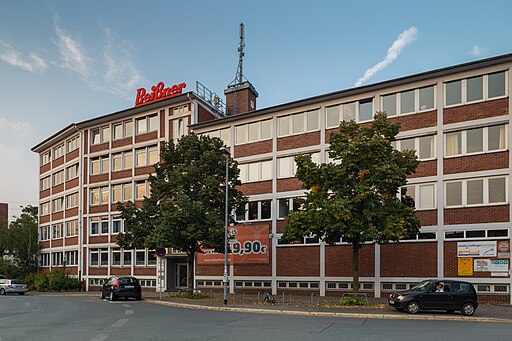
461,303,476,316
0,288,5,295
406,301,420,314
109,290,116,301
100,289,105,299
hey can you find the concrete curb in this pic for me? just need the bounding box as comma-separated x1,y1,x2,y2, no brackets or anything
145,299,512,324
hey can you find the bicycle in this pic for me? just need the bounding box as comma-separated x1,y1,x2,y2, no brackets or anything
261,290,275,304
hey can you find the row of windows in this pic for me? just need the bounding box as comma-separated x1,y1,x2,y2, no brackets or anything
40,192,79,215
91,114,158,145
89,248,156,267
90,217,125,235
91,146,158,175
381,85,435,117
445,228,508,239
40,220,79,241
445,71,506,107
278,109,320,138
445,124,507,157
236,119,272,145
39,250,78,267
40,164,79,190
89,278,157,287
90,180,150,205
40,135,80,166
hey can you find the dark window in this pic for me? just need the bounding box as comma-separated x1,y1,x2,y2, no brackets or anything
466,230,485,238
445,231,464,239
261,200,271,219
248,202,258,220
487,229,508,237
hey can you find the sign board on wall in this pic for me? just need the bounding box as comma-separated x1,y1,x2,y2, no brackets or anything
457,241,497,257
196,225,269,265
457,257,473,276
474,259,509,272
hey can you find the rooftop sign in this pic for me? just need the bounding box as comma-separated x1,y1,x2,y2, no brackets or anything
135,81,186,106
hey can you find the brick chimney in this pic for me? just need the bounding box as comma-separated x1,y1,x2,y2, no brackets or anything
224,81,258,116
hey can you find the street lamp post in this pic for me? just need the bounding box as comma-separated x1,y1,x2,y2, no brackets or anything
220,147,230,306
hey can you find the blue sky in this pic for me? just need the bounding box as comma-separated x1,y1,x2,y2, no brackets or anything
1,0,512,218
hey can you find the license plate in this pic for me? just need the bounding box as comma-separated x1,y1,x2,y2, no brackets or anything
125,285,134,289
389,300,395,304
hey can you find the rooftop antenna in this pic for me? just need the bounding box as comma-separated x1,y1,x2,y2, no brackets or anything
229,23,246,87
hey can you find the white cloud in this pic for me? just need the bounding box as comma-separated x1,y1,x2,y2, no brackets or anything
0,116,32,139
0,41,48,72
355,27,418,87
53,19,145,100
470,45,483,56
54,19,93,78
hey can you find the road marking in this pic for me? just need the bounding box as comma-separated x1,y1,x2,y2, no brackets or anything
122,304,131,308
111,319,129,328
90,333,109,341
125,310,134,315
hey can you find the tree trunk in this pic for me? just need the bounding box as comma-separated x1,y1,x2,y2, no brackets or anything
187,252,195,291
352,243,360,293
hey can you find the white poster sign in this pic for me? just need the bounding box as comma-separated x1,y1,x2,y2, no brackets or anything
457,241,497,257
474,259,490,272
489,259,509,272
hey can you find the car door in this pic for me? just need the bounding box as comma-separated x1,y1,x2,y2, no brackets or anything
103,277,113,295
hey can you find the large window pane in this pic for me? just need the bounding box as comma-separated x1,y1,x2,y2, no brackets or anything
278,116,290,137
488,71,505,98
123,184,132,201
238,164,247,183
467,76,483,102
466,128,483,153
248,202,258,220
446,132,461,156
382,94,396,117
400,138,416,153
113,124,123,140
292,113,304,134
136,118,147,134
278,199,289,218
124,152,133,168
488,125,506,150
488,177,506,203
148,146,158,165
446,80,461,106
278,157,292,178
400,90,415,114
358,99,373,121
326,106,340,128
148,115,158,131
260,120,272,140
418,184,435,209
342,102,356,121
248,122,259,142
261,160,272,180
446,182,462,206
307,110,319,131
248,163,259,182
236,125,247,144
467,179,483,205
418,136,434,159
419,86,434,110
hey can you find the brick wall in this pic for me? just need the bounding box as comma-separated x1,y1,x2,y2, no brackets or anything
324,245,374,277
409,160,437,178
443,98,508,124
380,242,437,277
444,151,508,174
416,209,437,226
276,246,320,276
234,140,272,158
277,131,321,151
444,205,509,225
390,110,437,131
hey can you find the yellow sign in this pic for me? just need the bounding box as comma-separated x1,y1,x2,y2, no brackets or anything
458,257,473,276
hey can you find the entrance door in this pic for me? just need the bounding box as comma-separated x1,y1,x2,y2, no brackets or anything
175,263,188,289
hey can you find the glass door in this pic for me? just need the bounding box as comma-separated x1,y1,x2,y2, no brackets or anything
175,263,188,289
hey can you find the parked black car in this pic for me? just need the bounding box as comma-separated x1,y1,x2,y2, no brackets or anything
100,276,142,301
388,279,478,316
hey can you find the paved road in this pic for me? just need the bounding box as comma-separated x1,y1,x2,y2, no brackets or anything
0,295,511,340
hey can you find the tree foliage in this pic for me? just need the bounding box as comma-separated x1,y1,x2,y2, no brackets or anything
117,134,246,289
0,205,39,278
283,112,421,292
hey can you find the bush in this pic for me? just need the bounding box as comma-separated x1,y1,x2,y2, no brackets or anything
341,296,368,306
33,274,48,291
29,269,82,292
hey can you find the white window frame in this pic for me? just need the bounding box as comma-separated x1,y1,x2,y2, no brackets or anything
380,85,436,118
277,109,320,138
444,71,508,108
444,176,508,208
444,125,508,158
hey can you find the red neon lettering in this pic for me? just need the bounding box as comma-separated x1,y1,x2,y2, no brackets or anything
134,81,186,106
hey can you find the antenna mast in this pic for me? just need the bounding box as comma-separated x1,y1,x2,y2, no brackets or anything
232,23,245,86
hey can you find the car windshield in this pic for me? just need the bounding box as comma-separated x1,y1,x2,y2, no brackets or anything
410,280,432,291
11,280,25,284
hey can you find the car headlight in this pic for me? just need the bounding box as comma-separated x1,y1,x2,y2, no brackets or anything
397,295,404,301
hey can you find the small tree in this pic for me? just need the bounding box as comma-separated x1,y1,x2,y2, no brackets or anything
0,206,39,278
117,134,246,289
283,112,421,292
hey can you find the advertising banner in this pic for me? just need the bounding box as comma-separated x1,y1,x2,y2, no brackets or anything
196,224,270,265
457,241,497,258
489,259,509,272
474,259,490,272
457,257,473,276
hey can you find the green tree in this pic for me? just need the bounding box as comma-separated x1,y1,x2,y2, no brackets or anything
283,112,421,292
117,134,246,289
0,206,39,278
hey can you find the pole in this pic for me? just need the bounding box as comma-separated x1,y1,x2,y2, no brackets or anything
223,150,229,306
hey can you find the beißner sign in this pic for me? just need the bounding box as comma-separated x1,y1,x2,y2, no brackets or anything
135,81,186,106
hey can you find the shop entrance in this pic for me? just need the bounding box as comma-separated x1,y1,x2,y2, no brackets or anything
165,256,188,291
175,263,188,289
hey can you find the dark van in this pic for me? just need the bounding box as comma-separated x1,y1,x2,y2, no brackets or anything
388,279,478,316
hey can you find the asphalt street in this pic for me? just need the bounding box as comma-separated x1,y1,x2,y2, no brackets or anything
0,295,511,340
